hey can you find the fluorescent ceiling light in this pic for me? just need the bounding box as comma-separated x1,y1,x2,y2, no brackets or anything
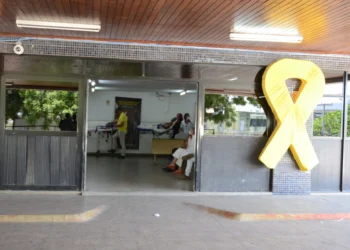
16,20,101,32
233,26,299,36
230,33,303,43
229,77,238,81
180,90,187,96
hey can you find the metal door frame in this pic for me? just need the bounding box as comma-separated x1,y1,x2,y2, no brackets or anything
82,78,201,192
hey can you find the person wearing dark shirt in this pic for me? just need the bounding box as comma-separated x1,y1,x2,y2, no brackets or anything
59,113,74,131
162,113,183,139
72,113,77,131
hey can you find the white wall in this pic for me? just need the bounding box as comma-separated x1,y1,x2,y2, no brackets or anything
87,90,196,154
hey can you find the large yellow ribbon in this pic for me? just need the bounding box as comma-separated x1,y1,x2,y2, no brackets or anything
259,59,325,171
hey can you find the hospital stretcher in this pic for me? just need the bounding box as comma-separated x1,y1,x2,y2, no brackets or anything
88,125,116,155
88,123,172,155
136,124,171,138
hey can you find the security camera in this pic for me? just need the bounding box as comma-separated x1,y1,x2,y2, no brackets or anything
13,42,24,55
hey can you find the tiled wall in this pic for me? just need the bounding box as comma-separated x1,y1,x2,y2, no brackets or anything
273,81,312,195
0,38,350,70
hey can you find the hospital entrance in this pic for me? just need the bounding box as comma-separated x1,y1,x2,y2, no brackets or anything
86,79,197,192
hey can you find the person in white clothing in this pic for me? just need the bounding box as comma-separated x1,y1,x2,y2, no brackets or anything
180,155,195,180
180,113,194,134
163,128,195,173
177,128,196,178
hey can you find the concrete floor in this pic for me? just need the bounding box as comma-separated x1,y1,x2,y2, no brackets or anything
0,194,350,250
86,156,192,192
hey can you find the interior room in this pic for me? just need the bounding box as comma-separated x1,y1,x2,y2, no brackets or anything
86,79,198,192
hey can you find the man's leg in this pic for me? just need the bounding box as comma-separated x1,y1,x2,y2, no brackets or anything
119,131,126,157
164,148,185,171
169,148,178,161
108,132,118,153
185,158,195,177
172,159,186,175
173,154,193,175
172,148,186,168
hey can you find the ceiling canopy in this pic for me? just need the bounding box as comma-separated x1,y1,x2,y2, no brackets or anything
0,0,349,54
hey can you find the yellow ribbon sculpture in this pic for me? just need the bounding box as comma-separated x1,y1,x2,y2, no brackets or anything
259,59,325,171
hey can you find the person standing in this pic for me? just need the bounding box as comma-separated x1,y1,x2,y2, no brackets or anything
111,108,128,158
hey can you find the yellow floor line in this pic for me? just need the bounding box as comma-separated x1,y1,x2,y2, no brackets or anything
186,203,350,221
0,206,106,223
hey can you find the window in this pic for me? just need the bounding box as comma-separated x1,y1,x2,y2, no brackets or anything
204,93,266,136
313,80,343,137
5,86,78,132
313,97,342,137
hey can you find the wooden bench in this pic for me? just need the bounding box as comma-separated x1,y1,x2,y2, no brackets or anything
152,138,185,164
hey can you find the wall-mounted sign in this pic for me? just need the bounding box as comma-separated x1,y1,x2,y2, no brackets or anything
259,59,325,171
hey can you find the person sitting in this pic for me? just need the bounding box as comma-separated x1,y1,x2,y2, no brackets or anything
162,113,183,139
180,113,194,134
163,128,195,173
58,113,74,131
178,153,195,180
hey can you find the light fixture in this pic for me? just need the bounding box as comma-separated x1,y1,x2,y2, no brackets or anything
229,77,238,81
229,33,303,43
88,79,92,83
206,108,215,114
91,80,96,87
180,90,187,96
16,20,101,32
91,87,95,92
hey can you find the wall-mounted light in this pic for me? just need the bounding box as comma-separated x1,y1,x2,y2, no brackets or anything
180,90,187,96
16,20,101,32
230,33,303,43
91,87,95,93
229,77,238,81
91,80,96,87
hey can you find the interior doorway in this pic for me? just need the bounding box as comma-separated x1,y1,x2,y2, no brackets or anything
85,79,198,192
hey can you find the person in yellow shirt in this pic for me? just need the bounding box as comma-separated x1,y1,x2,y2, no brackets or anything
110,108,128,158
